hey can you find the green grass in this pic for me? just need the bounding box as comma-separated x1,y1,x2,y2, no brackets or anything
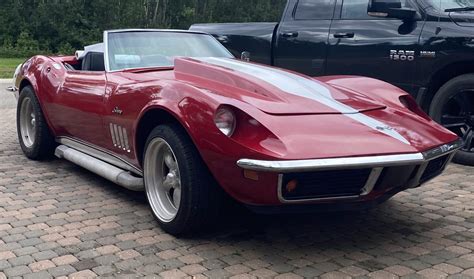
0,58,26,79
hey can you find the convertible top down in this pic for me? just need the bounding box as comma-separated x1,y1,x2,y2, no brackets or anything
12,29,461,234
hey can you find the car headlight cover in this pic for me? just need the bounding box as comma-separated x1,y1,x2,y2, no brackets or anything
214,107,236,137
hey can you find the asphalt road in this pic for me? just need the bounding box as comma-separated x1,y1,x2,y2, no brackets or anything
0,81,473,278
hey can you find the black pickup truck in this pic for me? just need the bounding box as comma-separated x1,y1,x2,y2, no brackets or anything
191,0,474,165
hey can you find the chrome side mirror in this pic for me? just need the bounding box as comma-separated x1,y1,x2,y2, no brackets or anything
241,51,251,62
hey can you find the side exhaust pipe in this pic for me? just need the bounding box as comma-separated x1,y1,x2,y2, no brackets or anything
55,145,144,191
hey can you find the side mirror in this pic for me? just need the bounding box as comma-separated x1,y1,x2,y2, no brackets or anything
241,51,251,62
368,0,417,21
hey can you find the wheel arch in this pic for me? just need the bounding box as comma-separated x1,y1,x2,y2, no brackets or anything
134,106,194,168
424,61,474,110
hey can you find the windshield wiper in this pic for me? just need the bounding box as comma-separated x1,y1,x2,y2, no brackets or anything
445,7,474,12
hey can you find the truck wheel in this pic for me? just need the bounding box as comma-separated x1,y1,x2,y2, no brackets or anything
17,86,55,160
143,124,223,235
430,74,474,166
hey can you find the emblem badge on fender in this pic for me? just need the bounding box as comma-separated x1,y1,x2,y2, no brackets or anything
112,107,123,115
376,126,393,131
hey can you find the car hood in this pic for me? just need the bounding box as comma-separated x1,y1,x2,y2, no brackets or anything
449,12,474,27
174,57,386,115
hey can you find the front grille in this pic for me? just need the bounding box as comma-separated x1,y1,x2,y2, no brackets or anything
420,155,449,183
280,169,372,201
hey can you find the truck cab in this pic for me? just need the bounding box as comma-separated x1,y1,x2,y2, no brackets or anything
191,0,474,166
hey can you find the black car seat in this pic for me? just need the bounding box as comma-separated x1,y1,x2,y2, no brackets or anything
81,52,105,71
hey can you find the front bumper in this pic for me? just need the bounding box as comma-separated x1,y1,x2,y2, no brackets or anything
237,139,463,204
6,86,19,101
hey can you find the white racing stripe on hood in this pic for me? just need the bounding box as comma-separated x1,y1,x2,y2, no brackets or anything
194,57,410,145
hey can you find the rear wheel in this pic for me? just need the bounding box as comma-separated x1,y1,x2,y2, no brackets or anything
430,74,474,166
143,124,223,235
16,86,55,160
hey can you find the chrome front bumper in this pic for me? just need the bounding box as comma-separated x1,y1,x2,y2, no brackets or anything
237,139,463,172
7,86,18,92
237,139,463,204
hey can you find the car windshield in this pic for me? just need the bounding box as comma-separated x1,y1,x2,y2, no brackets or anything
107,31,233,71
427,0,474,11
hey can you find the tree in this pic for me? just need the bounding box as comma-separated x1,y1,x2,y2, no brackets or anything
0,0,287,57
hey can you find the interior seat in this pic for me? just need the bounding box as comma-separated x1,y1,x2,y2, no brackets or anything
81,52,105,71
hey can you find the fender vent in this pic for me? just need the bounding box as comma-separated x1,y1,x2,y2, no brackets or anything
110,123,130,153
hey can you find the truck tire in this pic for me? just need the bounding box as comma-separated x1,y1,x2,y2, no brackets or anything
429,74,474,166
143,124,223,235
17,86,55,160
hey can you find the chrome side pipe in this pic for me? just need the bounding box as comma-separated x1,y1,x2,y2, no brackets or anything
55,145,144,191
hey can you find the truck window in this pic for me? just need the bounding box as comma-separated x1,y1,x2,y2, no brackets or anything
295,0,336,20
341,0,412,19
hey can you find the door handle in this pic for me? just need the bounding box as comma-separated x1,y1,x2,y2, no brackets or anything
280,32,299,38
333,32,355,38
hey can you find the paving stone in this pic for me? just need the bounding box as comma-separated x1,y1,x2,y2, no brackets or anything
203,268,232,278
29,260,56,272
0,260,11,270
3,265,32,277
23,271,52,279
69,269,97,278
92,265,116,276
180,263,208,275
47,265,77,277
0,250,16,260
320,271,351,279
71,259,99,271
116,249,141,260
13,246,39,256
8,255,35,266
52,255,79,265
433,263,464,275
417,268,449,278
32,250,58,261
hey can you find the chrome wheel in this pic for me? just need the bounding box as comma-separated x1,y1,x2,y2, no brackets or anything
144,138,182,223
19,97,36,148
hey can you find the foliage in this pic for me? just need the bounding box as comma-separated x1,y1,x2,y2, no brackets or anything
0,0,287,57
0,58,26,78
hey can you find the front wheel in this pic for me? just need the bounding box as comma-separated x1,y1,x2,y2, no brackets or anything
430,74,474,166
143,124,223,235
16,86,55,160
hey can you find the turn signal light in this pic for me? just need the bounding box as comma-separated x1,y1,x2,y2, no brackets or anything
286,179,298,193
243,170,259,181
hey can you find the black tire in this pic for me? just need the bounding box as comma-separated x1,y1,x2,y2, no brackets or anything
429,74,474,166
16,86,55,160
143,124,223,235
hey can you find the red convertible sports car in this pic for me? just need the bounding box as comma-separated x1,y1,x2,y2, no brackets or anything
11,29,462,234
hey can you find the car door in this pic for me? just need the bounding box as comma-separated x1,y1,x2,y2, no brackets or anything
274,0,337,76
326,0,423,93
49,70,107,147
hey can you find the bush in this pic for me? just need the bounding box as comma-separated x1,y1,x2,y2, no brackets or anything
0,47,42,58
16,31,40,53
58,42,74,56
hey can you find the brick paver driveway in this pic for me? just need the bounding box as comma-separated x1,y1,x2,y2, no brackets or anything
0,81,473,278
